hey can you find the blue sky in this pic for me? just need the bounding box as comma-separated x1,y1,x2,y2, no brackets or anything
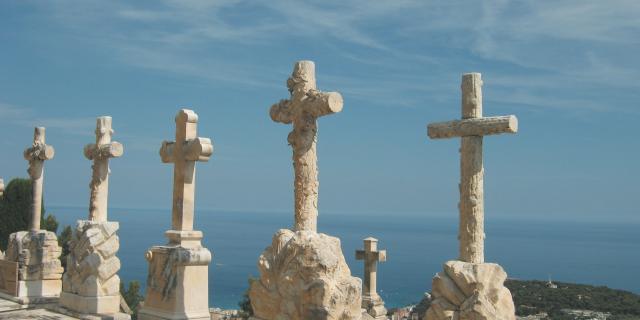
0,1,638,221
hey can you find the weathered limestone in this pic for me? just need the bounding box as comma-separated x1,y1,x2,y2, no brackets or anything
138,109,213,320
1,127,63,301
269,60,343,233
60,116,127,318
249,61,362,320
425,73,516,320
356,237,387,320
23,127,55,232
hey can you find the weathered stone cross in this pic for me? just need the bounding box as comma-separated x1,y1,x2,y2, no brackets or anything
160,109,213,239
83,116,123,222
356,237,387,299
23,127,55,232
270,60,343,232
428,73,518,264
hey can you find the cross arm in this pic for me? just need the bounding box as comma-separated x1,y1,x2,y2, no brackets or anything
270,91,343,124
83,142,124,160
356,250,365,260
160,138,213,163
23,144,55,161
376,250,387,262
428,115,518,139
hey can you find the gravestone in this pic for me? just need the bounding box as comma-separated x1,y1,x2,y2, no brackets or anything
356,237,387,320
59,116,128,318
4,127,63,302
425,73,517,320
138,109,213,320
249,61,362,320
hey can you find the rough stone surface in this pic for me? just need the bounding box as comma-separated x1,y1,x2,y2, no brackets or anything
61,221,121,314
5,230,63,282
249,229,362,320
425,261,515,320
269,60,343,232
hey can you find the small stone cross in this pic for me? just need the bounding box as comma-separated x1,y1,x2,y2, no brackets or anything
270,60,343,232
160,109,213,235
356,237,386,299
83,116,123,222
427,73,518,264
23,127,55,231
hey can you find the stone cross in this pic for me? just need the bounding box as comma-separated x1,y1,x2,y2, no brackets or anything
83,116,123,222
0,178,4,197
356,237,386,299
270,60,343,232
160,109,213,234
427,73,518,264
23,127,55,232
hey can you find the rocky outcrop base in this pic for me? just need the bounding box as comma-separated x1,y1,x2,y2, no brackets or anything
61,220,121,315
425,260,515,320
5,230,63,281
249,229,362,320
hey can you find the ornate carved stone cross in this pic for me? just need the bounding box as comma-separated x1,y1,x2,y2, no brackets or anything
270,60,343,232
356,237,387,300
428,73,518,264
83,116,123,222
23,127,55,232
160,109,213,242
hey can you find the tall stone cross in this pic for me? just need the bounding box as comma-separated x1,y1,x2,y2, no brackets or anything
23,127,55,232
83,116,123,222
428,73,518,264
356,237,386,299
270,60,343,232
160,109,213,239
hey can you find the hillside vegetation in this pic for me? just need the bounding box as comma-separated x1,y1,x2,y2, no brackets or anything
506,279,640,320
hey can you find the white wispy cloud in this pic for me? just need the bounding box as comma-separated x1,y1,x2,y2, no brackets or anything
37,0,640,113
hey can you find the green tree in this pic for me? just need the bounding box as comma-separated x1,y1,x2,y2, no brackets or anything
58,225,73,269
0,177,63,250
238,278,256,319
121,280,144,320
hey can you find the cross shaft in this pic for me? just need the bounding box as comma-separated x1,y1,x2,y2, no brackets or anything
83,116,123,222
0,178,4,197
427,73,518,264
160,109,213,233
356,237,387,298
270,60,343,232
23,127,55,232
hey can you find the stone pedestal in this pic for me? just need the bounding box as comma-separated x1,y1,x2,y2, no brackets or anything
362,294,387,320
249,229,362,320
4,230,63,299
138,231,211,320
60,220,125,317
425,260,515,320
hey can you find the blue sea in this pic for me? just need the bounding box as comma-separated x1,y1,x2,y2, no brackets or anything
49,206,640,310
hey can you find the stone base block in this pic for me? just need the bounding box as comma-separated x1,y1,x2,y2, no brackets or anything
362,295,387,320
138,307,211,320
138,232,211,320
17,279,61,298
59,291,120,315
425,260,516,320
